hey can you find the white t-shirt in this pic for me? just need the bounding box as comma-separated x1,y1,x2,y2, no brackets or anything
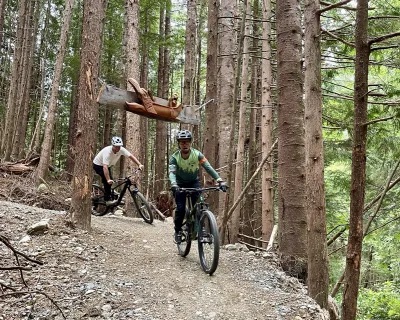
93,146,131,167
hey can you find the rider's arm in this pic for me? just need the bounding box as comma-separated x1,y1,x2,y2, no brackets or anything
198,153,221,181
103,164,112,182
128,154,143,169
168,156,178,184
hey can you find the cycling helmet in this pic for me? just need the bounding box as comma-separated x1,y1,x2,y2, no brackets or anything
111,136,123,146
176,130,192,142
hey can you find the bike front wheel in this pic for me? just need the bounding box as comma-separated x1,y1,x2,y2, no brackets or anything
91,184,110,216
131,191,154,224
198,210,220,275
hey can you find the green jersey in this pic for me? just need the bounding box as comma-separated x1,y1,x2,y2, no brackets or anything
169,148,220,184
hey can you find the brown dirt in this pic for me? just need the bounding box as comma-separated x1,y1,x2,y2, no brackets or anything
0,176,329,320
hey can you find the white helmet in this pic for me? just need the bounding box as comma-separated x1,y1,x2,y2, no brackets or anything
111,136,123,146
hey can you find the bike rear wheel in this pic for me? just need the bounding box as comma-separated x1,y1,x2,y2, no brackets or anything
91,184,110,216
198,210,220,275
177,222,192,257
131,191,154,224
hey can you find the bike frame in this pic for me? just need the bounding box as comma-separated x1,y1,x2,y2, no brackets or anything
94,171,141,207
180,187,220,235
110,177,139,205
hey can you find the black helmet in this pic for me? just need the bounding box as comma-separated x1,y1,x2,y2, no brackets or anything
176,130,192,142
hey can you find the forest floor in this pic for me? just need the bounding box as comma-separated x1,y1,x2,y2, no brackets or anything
0,175,330,320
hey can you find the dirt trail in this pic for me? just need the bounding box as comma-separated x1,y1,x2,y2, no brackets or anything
0,201,328,320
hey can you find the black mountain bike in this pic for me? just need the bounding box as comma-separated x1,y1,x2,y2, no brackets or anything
91,170,154,224
175,186,223,275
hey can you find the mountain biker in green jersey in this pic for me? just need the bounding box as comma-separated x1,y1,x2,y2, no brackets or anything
169,130,227,243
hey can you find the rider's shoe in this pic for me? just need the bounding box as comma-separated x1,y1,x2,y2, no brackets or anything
105,199,118,206
174,231,182,244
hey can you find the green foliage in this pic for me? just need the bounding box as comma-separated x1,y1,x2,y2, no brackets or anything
358,282,400,320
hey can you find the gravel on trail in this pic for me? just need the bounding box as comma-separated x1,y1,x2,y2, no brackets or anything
0,201,330,320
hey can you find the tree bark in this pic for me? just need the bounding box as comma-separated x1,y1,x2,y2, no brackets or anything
124,0,143,216
341,0,369,317
276,0,308,278
304,0,329,308
154,1,167,197
2,0,28,160
261,0,274,246
203,0,219,208
12,0,38,159
230,0,250,244
36,0,75,185
183,0,197,109
70,0,107,230
243,0,261,243
0,0,7,50
217,0,236,242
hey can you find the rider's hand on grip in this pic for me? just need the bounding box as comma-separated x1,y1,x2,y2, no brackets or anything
218,180,227,192
138,164,144,171
171,183,179,193
107,179,114,185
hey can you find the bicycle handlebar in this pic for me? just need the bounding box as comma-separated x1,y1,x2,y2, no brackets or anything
113,169,142,183
173,186,227,193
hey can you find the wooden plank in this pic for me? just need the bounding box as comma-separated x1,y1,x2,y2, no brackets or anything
97,84,139,109
96,84,201,125
97,84,169,108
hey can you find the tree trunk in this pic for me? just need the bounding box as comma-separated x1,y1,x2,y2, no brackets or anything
261,0,274,246
341,0,369,318
304,0,329,308
276,0,308,279
0,0,6,49
154,2,167,197
243,0,261,243
217,0,236,241
12,0,39,159
27,0,47,156
33,0,52,155
203,0,219,208
182,0,197,132
103,107,112,147
36,0,75,185
163,0,171,100
124,0,142,216
193,0,206,146
70,0,107,230
230,0,250,244
139,13,149,197
2,0,28,160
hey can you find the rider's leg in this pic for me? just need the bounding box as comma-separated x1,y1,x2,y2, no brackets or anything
173,189,186,233
93,164,112,201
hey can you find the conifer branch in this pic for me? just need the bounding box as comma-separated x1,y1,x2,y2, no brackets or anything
319,0,352,14
363,116,394,126
321,29,355,47
370,45,399,52
369,31,400,45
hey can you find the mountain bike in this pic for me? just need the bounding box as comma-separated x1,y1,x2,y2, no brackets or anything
91,170,154,224
174,186,223,275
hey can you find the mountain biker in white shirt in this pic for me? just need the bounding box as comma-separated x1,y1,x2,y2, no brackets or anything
93,136,144,206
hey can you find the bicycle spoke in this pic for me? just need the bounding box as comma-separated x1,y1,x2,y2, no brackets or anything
198,210,220,275
132,192,154,224
177,224,191,257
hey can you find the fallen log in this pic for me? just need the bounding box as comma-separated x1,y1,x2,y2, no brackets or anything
0,163,34,174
